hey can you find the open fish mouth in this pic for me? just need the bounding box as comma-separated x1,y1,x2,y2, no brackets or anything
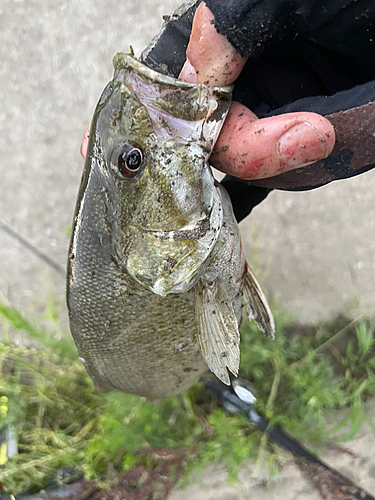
113,53,233,150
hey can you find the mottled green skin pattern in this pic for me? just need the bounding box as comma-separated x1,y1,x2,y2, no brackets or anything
67,55,235,401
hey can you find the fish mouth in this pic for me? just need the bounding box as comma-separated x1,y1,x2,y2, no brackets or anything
113,53,233,97
113,53,233,149
139,216,213,246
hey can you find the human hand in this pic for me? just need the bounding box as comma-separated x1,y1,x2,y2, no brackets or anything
178,2,335,180
81,0,374,219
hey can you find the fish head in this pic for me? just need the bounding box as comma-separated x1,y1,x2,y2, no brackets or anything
83,53,232,296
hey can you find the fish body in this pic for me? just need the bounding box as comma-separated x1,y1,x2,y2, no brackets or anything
67,54,274,401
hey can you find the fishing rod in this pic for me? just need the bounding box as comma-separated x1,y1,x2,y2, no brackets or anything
205,377,375,500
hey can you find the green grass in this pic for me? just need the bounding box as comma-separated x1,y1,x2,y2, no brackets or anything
0,299,374,494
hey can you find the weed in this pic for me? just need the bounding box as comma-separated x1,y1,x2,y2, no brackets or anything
0,299,374,494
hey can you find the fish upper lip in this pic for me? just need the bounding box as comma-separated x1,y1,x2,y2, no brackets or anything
113,53,234,94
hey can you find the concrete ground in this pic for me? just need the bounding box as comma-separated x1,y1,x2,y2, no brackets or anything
171,402,375,499
0,0,374,497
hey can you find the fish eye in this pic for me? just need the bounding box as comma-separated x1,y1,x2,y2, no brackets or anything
115,143,143,179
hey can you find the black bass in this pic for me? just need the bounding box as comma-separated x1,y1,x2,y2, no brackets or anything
67,54,274,402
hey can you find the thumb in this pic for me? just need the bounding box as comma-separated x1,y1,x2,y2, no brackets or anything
211,102,336,180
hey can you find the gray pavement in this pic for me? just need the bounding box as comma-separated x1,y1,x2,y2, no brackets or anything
241,170,375,323
170,402,375,499
1,0,374,497
0,0,181,314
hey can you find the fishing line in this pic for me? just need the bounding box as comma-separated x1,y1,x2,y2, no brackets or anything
0,221,65,277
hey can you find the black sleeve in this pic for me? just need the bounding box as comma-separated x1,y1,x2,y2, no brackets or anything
141,0,375,222
205,0,375,65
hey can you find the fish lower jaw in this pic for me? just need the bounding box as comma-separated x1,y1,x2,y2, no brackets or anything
147,272,202,297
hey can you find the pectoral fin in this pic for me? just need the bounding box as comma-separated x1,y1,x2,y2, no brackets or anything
194,281,240,385
243,266,275,340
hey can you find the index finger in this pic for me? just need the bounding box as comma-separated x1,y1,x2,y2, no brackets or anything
179,2,247,86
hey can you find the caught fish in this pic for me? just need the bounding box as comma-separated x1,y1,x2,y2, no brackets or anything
67,53,274,402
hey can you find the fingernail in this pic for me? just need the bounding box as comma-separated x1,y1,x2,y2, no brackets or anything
81,124,90,159
179,58,199,84
278,122,329,168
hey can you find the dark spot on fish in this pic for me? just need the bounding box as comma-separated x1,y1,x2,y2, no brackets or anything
78,310,84,317
163,257,177,274
68,252,75,260
111,110,120,127
174,342,189,352
111,255,120,268
97,331,109,341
